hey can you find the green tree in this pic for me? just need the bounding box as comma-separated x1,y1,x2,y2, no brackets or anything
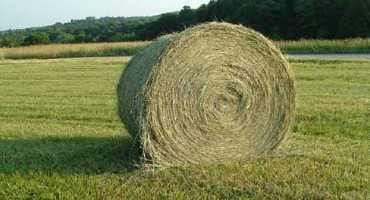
74,31,86,43
157,13,181,33
23,32,50,45
1,0,369,45
196,4,209,22
0,37,12,47
56,32,75,43
233,0,282,38
281,0,297,39
338,0,370,38
179,6,196,27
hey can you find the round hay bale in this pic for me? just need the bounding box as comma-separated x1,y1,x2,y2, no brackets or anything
117,22,295,167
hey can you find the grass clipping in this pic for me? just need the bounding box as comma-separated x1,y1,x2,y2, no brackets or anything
117,22,295,168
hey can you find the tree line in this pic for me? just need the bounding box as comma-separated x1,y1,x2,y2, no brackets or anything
1,0,369,47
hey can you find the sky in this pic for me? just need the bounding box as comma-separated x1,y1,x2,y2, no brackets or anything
0,0,211,31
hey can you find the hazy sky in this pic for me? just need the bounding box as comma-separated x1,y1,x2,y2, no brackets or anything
0,0,210,31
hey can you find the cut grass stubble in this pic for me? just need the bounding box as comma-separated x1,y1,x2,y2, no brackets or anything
0,57,368,199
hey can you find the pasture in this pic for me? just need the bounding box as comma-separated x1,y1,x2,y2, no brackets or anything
0,57,369,199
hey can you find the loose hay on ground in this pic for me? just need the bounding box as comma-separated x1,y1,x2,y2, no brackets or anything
117,22,296,168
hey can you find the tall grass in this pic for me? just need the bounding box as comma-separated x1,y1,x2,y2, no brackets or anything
278,38,370,54
0,48,4,60
1,38,369,59
2,42,150,59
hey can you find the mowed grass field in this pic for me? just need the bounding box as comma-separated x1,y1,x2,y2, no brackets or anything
0,57,369,199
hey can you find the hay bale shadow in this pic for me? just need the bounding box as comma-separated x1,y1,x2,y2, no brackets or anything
0,135,140,175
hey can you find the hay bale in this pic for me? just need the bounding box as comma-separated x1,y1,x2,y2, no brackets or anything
117,22,295,168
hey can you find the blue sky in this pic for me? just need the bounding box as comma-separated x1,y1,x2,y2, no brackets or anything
0,0,210,31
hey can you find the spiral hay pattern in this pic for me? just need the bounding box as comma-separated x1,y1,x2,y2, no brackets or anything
117,22,295,167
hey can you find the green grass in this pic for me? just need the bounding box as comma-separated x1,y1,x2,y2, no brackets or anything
0,57,369,199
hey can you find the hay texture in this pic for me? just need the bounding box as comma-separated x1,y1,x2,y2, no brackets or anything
117,22,295,168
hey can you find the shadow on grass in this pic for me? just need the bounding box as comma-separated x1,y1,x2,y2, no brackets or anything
0,135,141,175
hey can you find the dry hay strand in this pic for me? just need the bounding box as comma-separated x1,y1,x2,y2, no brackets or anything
117,22,295,168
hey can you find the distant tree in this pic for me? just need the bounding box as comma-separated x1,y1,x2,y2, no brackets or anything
205,0,218,21
294,0,316,38
23,32,50,45
310,0,342,38
157,13,181,33
85,16,96,22
56,32,75,43
0,37,12,47
74,31,86,43
1,0,369,45
139,12,181,40
196,4,209,22
122,32,137,41
281,0,297,39
233,0,282,38
179,6,196,27
338,0,370,38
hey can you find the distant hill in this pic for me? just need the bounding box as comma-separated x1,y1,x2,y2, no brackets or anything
0,15,159,46
0,15,159,33
1,0,369,47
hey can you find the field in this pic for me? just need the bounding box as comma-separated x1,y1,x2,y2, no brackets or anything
0,42,150,60
1,38,369,60
0,57,369,199
276,38,370,54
